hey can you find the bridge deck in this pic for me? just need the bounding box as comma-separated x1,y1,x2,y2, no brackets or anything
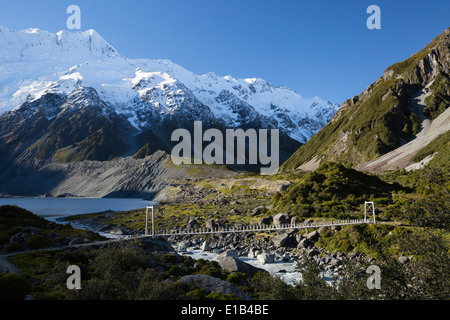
146,218,375,237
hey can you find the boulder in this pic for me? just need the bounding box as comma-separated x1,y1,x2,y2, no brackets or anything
257,251,275,264
218,256,266,277
9,235,24,246
110,227,128,236
307,248,320,258
296,238,311,249
97,224,113,232
292,260,303,270
305,230,319,242
177,241,190,252
177,274,252,300
200,241,210,251
271,232,297,248
251,206,266,216
218,249,239,259
229,208,239,215
139,238,177,253
258,216,272,226
329,258,343,267
48,231,60,239
398,256,410,264
205,219,218,230
186,218,200,230
247,248,257,258
281,252,292,262
273,213,289,227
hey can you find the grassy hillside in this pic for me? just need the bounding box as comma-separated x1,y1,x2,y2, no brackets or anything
282,27,450,171
273,162,404,219
0,205,104,252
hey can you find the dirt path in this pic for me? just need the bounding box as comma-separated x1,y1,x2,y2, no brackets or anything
0,253,20,275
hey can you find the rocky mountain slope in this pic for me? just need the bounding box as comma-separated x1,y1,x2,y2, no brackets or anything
282,27,450,172
0,26,339,196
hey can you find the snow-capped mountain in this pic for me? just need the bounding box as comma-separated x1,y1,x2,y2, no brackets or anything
0,25,339,144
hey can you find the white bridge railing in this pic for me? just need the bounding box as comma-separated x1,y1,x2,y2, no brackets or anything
150,218,375,237
144,201,377,238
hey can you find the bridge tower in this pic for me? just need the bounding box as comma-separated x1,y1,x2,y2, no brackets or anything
145,205,155,236
364,201,376,223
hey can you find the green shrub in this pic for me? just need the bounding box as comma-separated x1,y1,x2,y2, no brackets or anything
26,235,51,250
0,273,32,300
168,264,185,277
200,267,222,279
226,273,247,286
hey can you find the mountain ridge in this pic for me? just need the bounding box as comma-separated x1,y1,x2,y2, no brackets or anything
282,27,450,172
0,25,339,145
0,25,340,196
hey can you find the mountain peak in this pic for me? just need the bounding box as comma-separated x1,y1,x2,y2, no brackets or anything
0,25,339,145
0,26,119,62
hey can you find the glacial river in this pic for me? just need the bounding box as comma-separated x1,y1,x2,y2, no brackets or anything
179,247,305,286
0,197,332,286
0,197,152,218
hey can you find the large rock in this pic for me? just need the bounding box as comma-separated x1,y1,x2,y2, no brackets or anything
271,232,298,248
297,237,311,249
258,216,272,226
110,227,130,236
205,219,218,230
251,206,266,216
186,218,200,230
200,241,211,251
331,225,342,232
329,258,343,267
177,274,252,300
139,238,177,253
218,256,266,277
229,208,240,215
218,249,239,259
247,247,258,258
305,230,319,242
9,234,24,246
97,224,113,232
398,256,410,264
307,248,320,257
273,213,289,227
257,251,275,264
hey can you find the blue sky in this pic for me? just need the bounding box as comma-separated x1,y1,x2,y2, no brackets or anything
0,0,449,104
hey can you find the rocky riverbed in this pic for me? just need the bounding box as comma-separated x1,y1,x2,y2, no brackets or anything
164,228,372,285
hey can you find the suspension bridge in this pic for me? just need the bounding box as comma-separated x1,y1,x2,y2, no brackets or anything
144,201,377,237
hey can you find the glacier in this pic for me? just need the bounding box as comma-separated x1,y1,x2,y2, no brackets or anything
0,25,339,144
